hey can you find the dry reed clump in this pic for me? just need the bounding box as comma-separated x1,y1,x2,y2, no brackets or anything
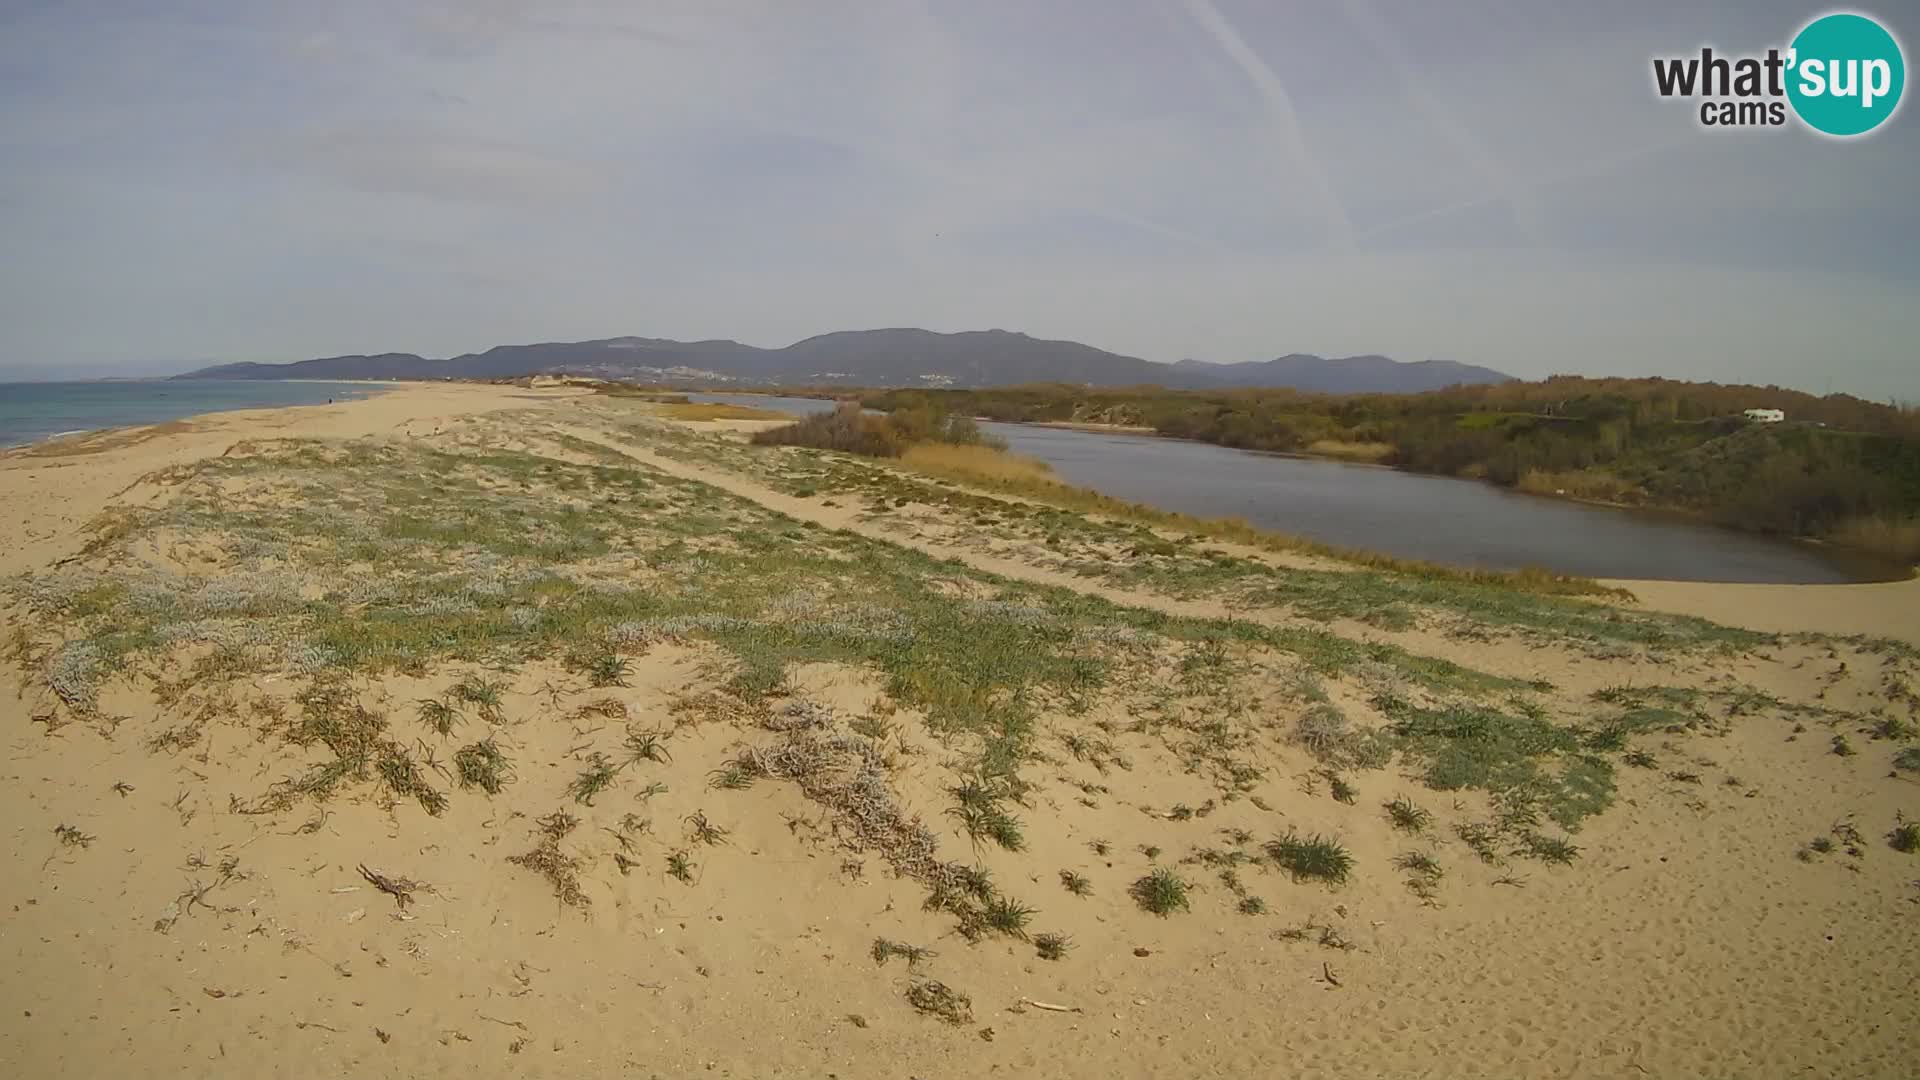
766,699,834,732
1304,439,1394,462
242,681,450,815
750,403,903,457
897,442,1055,485
905,979,973,1024
509,810,589,908
1825,514,1920,567
732,731,942,880
1515,468,1645,504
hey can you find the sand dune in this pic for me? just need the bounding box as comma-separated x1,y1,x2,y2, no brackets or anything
2,384,1915,1078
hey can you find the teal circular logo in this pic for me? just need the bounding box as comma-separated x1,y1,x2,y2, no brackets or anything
1787,13,1905,136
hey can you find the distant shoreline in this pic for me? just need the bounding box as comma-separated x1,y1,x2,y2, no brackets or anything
0,379,393,451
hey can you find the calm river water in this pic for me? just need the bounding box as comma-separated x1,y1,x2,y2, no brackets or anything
688,393,1891,584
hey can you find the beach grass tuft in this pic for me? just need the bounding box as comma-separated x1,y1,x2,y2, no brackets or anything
1266,831,1354,885
1129,867,1190,915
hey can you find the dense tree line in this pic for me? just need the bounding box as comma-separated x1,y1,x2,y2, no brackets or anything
750,401,997,457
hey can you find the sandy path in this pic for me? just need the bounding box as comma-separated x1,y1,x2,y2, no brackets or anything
556,427,1260,624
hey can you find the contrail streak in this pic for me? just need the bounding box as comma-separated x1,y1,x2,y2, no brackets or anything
1177,0,1355,250
1338,0,1543,243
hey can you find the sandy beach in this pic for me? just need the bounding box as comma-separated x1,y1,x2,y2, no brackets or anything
2,383,1915,1079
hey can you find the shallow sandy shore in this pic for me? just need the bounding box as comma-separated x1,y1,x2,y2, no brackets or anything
1,387,1915,1079
1609,576,1920,645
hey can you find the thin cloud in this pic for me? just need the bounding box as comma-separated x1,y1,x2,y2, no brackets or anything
1338,0,1544,243
1175,0,1355,250
269,130,608,207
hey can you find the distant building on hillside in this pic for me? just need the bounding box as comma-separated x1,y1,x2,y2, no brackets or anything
1743,408,1786,423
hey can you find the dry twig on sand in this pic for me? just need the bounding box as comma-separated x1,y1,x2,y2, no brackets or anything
359,864,425,909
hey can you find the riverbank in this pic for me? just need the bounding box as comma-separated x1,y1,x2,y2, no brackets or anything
1001,417,1916,577
862,383,1920,571
2,388,1916,1079
691,392,1905,584
1604,575,1920,644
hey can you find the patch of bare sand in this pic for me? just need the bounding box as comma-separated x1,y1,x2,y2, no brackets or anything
1605,576,1920,645
1,394,1916,1079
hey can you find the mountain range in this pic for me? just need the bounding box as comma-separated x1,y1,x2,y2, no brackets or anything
175,328,1514,394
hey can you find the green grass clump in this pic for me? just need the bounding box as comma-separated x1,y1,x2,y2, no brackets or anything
450,674,505,722
685,810,728,846
1392,850,1443,880
708,762,756,790
1386,700,1574,788
1376,698,1619,830
1326,774,1357,805
1384,795,1431,833
1871,715,1917,740
1237,895,1267,915
582,651,631,688
981,895,1036,939
948,777,1025,851
666,848,695,883
416,697,462,735
1266,831,1354,885
1515,832,1579,865
1033,932,1072,961
1890,818,1920,854
453,739,511,794
1058,869,1093,896
376,746,448,815
624,729,672,764
567,753,620,805
1128,867,1190,915
1897,748,1920,772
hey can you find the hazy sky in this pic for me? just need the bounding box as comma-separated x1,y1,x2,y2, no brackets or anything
2,1,1915,396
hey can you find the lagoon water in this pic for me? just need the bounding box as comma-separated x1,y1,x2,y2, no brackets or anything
695,392,1887,584
0,380,383,448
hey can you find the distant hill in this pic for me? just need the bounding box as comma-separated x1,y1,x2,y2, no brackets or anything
176,329,1514,393
1168,353,1513,394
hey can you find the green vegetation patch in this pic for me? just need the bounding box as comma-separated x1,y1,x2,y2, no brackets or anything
1379,697,1616,830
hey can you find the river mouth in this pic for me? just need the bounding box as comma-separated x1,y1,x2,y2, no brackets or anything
686,393,1905,585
